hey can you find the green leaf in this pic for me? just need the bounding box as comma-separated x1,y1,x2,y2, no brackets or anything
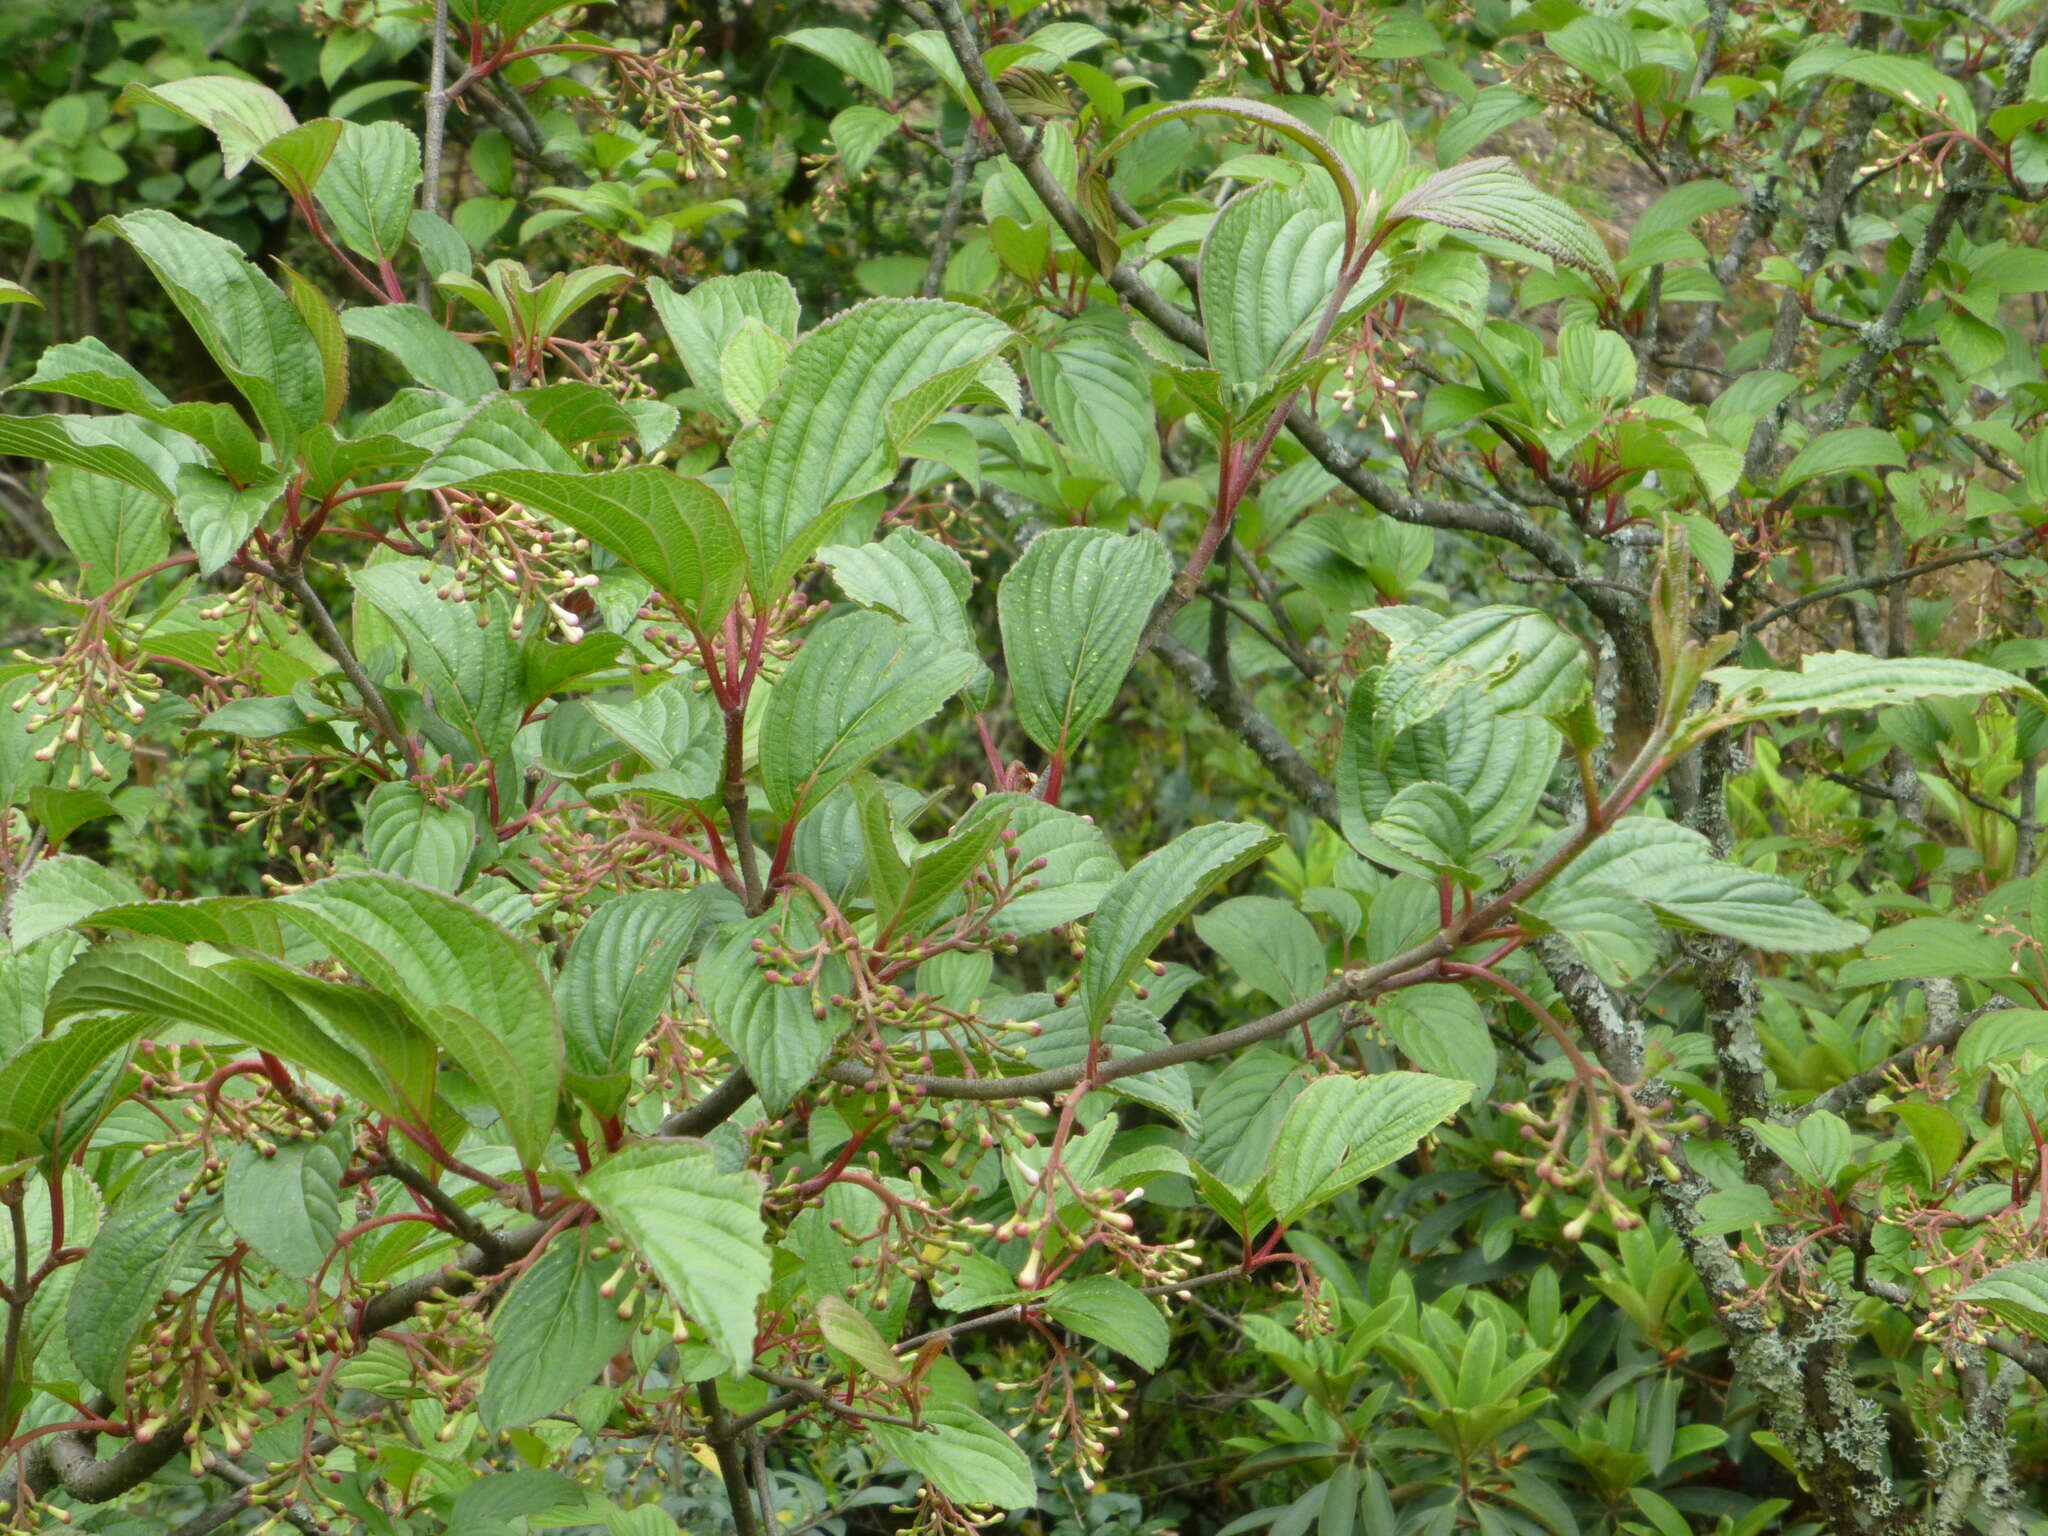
579,1140,769,1367
1704,653,2043,727
26,336,266,482
778,27,895,97
361,781,476,891
99,210,326,449
1266,1071,1469,1222
1023,322,1157,496
1836,917,2015,987
998,527,1172,756
815,1294,907,1383
119,75,298,177
45,937,397,1111
401,396,582,490
1776,428,1906,492
1020,999,1197,1128
1079,821,1281,1032
1193,895,1324,1007
830,105,900,177
66,1154,216,1398
726,299,1013,595
1534,818,1869,953
350,559,524,765
1388,157,1615,284
1338,674,1558,858
0,1013,144,1158
1961,1260,2048,1339
558,888,728,1112
870,1404,1035,1509
316,121,421,264
1043,1274,1169,1370
1784,45,1978,136
759,610,980,817
1201,185,1346,393
223,1123,349,1279
0,414,178,502
696,908,846,1114
473,468,746,630
342,304,497,399
175,463,287,576
1377,985,1495,1101
279,875,562,1167
819,527,980,666
479,1225,636,1431
39,450,172,602
8,855,142,951
648,273,800,424
1363,605,1591,751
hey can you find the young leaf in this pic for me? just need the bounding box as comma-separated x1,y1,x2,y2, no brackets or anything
342,305,497,399
1201,185,1346,393
119,76,298,178
815,1294,908,1383
998,527,1172,757
579,1140,769,1368
1078,821,1281,1032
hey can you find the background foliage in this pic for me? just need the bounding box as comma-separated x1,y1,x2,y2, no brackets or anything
5,3,2048,1536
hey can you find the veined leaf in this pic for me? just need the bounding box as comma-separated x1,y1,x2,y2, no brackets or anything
777,27,894,97
870,1404,1035,1509
473,468,746,629
99,209,326,449
27,336,265,482
1961,1260,2048,1339
351,559,524,765
317,120,421,265
1023,322,1156,496
279,875,562,1167
726,299,1012,595
1704,653,2044,726
342,304,497,399
43,937,398,1113
998,527,1172,756
1078,821,1280,1033
648,272,800,424
696,907,847,1114
1338,674,1558,857
1777,427,1906,492
1363,605,1591,751
119,76,297,178
1201,185,1346,393
1043,1274,1170,1371
223,1122,349,1280
1193,895,1324,1008
580,1140,769,1367
1266,1070,1469,1222
479,1225,636,1431
759,610,979,817
0,1013,145,1158
8,855,142,951
558,888,730,1112
1387,157,1614,284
